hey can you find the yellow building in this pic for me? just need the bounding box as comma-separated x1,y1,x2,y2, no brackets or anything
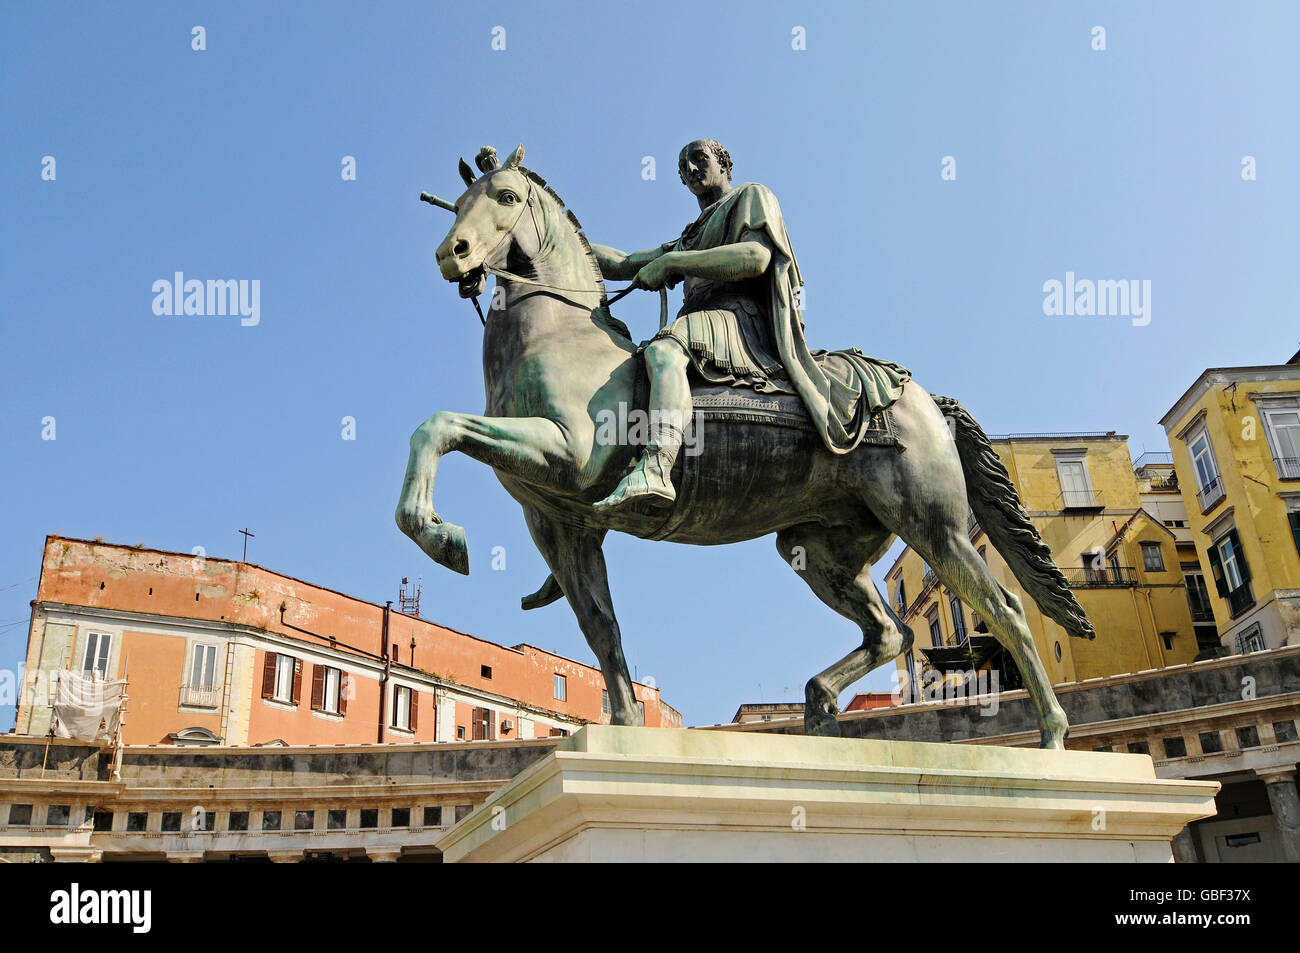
1159,351,1300,652
886,432,1211,697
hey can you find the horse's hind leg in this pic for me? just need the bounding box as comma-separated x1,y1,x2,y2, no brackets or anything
776,523,913,737
919,528,1069,748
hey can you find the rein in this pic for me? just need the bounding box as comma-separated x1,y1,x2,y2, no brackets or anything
458,177,668,328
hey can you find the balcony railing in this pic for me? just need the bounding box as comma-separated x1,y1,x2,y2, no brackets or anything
1274,456,1300,480
1189,605,1215,624
1132,451,1174,468
180,684,221,709
1060,565,1138,588
1060,489,1104,510
1226,584,1255,617
1196,476,1225,511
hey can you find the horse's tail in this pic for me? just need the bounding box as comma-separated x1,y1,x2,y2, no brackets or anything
931,395,1095,641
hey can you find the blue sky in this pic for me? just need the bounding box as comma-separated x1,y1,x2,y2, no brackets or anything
2,1,1297,730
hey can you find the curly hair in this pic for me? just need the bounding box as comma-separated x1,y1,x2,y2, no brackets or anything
678,139,732,182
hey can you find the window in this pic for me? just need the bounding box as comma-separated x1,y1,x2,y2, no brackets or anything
190,644,218,690
1126,741,1149,755
1260,405,1300,479
226,811,249,832
392,685,417,731
1236,624,1265,654
1055,454,1095,508
7,804,32,826
92,811,113,832
311,665,346,715
549,727,570,737
82,631,112,679
1273,720,1298,744
480,665,493,680
637,700,646,722
1161,632,1175,652
261,810,281,831
470,706,494,741
1198,731,1224,754
359,809,378,829
390,808,410,828
1236,725,1260,749
327,809,346,830
1187,429,1224,509
1288,499,1300,558
894,578,908,614
949,596,967,643
262,653,301,705
1208,529,1253,616
161,812,181,832
1163,736,1187,758
1183,569,1213,621
601,690,610,715
295,810,315,831
423,806,442,827
1140,542,1165,572
456,725,466,740
926,607,942,647
127,812,148,832
553,673,567,701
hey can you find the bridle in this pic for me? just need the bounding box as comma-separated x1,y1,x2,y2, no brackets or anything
443,175,661,326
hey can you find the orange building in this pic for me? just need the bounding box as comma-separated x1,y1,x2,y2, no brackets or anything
15,536,679,746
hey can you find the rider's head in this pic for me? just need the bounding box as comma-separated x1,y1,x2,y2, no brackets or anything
678,139,732,196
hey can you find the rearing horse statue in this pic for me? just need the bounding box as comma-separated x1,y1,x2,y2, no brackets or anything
397,144,1094,747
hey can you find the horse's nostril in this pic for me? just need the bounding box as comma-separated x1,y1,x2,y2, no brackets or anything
453,239,470,258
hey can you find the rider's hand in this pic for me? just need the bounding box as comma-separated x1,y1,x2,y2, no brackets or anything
632,254,680,292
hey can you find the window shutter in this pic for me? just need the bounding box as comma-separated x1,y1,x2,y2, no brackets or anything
261,653,277,699
1228,529,1251,584
310,665,325,711
1206,544,1227,597
291,658,302,705
1290,512,1300,557
487,708,495,740
410,690,419,731
338,673,349,715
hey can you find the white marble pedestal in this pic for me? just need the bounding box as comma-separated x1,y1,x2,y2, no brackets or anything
437,726,1219,863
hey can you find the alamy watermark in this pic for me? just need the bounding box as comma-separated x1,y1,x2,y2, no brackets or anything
152,272,260,326
1042,271,1150,327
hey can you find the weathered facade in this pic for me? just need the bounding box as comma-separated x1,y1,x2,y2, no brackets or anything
728,644,1300,863
1159,353,1300,653
14,536,679,748
0,736,559,862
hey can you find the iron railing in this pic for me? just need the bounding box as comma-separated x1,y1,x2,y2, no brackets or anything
180,684,221,709
1227,584,1255,617
1059,565,1137,588
1197,476,1225,511
1060,489,1104,510
1273,456,1300,480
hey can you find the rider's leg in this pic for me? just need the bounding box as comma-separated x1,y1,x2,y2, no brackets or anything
594,337,692,511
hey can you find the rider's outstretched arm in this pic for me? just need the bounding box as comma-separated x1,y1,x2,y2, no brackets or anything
589,243,667,281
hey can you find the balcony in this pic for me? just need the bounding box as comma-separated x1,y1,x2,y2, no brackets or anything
180,684,221,709
1060,489,1104,511
1196,476,1225,511
1226,584,1255,618
1274,456,1300,481
1059,565,1137,588
1189,605,1215,624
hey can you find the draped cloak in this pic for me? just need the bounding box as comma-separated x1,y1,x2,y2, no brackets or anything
656,182,910,454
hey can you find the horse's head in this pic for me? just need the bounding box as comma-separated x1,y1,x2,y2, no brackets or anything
430,144,536,298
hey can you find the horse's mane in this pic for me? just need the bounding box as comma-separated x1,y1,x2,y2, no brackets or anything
519,166,633,343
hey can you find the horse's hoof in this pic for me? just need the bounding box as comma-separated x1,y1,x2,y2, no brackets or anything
414,520,469,575
804,679,841,737
521,573,564,611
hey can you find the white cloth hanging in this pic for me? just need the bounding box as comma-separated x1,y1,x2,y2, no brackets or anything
53,671,125,743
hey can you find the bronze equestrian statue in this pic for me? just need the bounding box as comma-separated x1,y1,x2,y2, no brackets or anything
399,141,1093,747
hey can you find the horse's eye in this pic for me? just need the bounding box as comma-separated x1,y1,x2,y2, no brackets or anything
500,192,518,206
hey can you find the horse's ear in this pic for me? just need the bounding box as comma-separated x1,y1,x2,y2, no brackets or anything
458,158,477,187
502,144,525,170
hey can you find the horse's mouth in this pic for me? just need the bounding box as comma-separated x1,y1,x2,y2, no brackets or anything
456,268,487,299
